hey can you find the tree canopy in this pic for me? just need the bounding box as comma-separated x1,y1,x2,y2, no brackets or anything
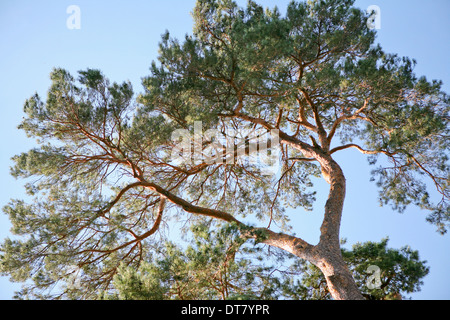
1,0,448,300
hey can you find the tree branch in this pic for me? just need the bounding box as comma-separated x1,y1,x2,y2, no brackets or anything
329,144,395,156
299,88,328,149
327,99,370,144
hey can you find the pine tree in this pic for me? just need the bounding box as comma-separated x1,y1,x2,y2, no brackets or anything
1,0,448,300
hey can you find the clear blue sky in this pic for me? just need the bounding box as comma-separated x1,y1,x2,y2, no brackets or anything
0,0,449,300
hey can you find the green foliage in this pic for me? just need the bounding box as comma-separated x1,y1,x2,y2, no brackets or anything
102,224,429,300
343,239,430,300
101,222,281,300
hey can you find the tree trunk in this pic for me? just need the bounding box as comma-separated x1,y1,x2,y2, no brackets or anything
315,247,365,300
315,155,365,300
262,231,365,300
260,154,365,300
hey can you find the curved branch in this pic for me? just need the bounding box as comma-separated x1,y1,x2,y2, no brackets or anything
96,182,144,217
136,196,166,240
75,196,166,256
136,179,317,260
330,144,448,198
139,180,241,224
327,99,370,144
288,157,318,163
329,144,396,156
